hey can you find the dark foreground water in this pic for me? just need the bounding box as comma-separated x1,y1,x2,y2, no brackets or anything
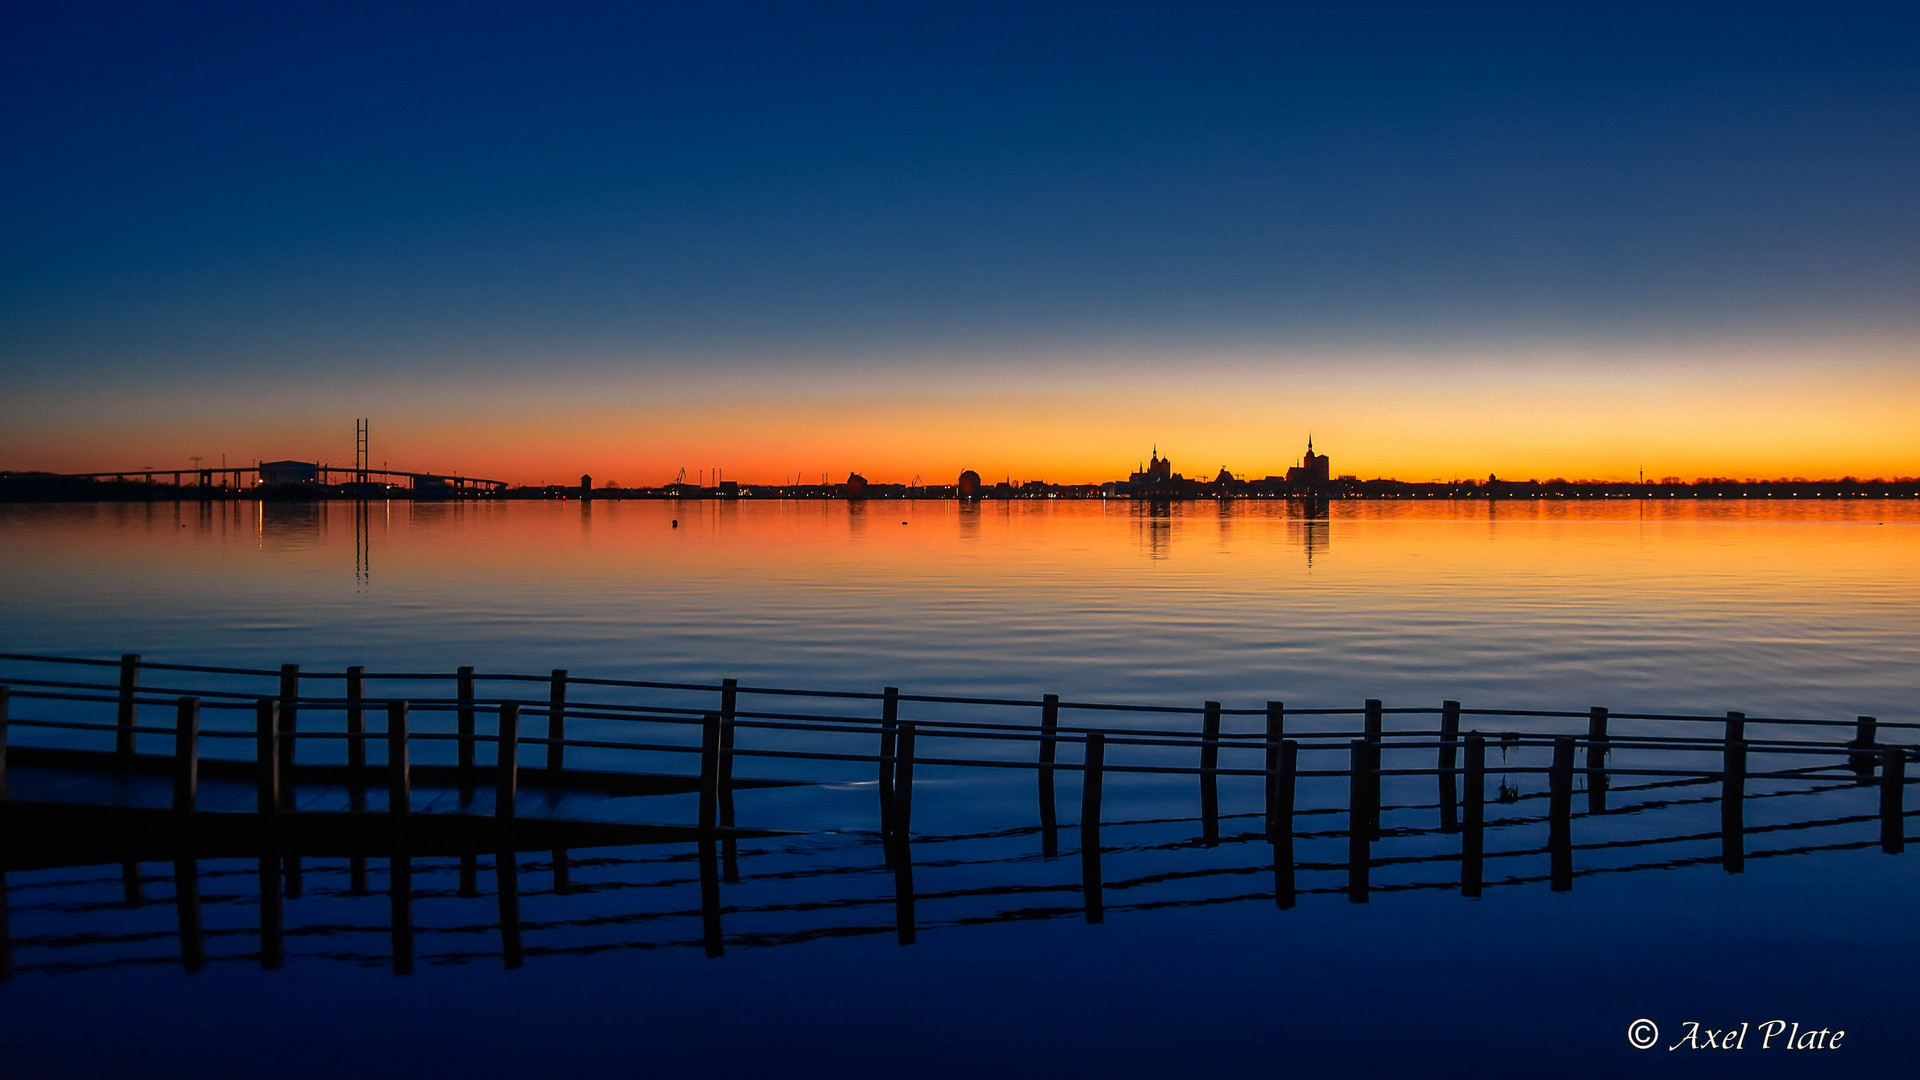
1,499,1915,1077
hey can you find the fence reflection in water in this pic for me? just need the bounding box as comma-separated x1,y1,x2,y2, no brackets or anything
0,652,1911,980
0,751,1909,979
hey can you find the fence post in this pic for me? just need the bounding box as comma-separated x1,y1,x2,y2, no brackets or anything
1550,736,1574,891
1363,736,1382,840
1201,700,1221,773
346,666,366,801
255,699,280,816
1273,739,1297,909
457,665,476,784
546,669,568,773
719,678,738,829
1364,698,1382,745
496,702,519,821
894,721,917,839
878,687,899,838
388,701,410,819
1348,739,1371,903
1881,747,1905,854
1852,716,1879,779
0,686,9,801
116,653,140,763
1439,700,1460,833
1040,693,1060,856
1081,731,1105,924
1463,733,1485,898
1586,706,1610,814
1724,710,1745,744
1722,735,1746,873
173,697,198,814
699,712,720,832
1264,701,1285,835
1201,700,1221,846
278,665,299,799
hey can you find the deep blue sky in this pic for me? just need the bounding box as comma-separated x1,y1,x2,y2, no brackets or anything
3,2,1917,479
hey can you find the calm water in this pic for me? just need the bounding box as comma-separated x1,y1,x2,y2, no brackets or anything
3,498,1916,715
1,499,1916,1078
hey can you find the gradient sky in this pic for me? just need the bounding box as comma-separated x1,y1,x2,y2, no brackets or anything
4,1,1917,484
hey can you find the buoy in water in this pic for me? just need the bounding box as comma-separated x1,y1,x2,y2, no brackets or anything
671,520,679,528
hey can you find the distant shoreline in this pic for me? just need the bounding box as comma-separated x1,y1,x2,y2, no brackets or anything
3,473,1916,503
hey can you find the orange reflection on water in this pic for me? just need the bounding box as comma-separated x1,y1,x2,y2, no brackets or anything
1,498,1915,719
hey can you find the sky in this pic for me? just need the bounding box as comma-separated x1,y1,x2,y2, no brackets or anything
3,1,1917,485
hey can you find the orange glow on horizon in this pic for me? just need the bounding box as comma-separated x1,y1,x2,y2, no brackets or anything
4,336,1915,487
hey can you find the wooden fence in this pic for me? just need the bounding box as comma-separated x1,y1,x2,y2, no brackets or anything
0,651,1913,975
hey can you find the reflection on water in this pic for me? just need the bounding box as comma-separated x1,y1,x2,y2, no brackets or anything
955,501,981,543
352,500,372,589
3,719,1914,1074
3,740,1907,978
2,499,1919,1076
1132,500,1174,560
1285,504,1330,567
257,503,323,550
2,499,1913,720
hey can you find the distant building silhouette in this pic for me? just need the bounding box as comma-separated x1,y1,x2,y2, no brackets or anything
259,460,319,486
844,472,869,499
1124,445,1191,497
957,469,982,498
1130,445,1174,486
1285,436,1330,487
